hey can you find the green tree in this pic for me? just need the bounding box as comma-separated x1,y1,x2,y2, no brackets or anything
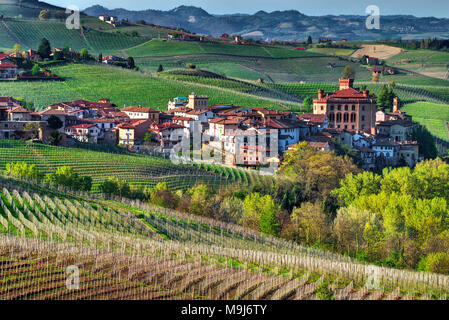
37,38,51,59
188,184,213,216
303,96,313,110
157,64,164,72
127,56,135,69
80,48,89,60
24,122,41,139
5,162,42,180
99,177,131,197
53,50,64,61
342,65,356,79
306,35,313,45
242,193,279,235
45,166,92,191
377,85,389,108
421,252,449,275
31,64,40,76
13,43,21,56
47,115,63,130
49,130,62,146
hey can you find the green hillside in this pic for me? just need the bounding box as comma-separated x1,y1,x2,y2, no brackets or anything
125,39,321,58
0,63,300,110
403,102,449,141
0,140,239,191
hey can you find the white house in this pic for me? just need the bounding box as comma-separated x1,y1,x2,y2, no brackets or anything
65,123,99,143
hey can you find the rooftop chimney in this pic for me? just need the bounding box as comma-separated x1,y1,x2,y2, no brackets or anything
339,78,354,90
318,89,324,99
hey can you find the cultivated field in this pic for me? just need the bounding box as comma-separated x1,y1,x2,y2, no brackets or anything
0,181,447,300
402,102,449,141
351,44,404,60
0,64,300,110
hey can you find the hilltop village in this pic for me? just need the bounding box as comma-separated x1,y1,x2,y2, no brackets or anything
1,63,420,171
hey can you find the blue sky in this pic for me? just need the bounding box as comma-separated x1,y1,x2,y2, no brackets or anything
45,0,449,18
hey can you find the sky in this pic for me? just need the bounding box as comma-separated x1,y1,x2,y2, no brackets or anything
44,0,449,18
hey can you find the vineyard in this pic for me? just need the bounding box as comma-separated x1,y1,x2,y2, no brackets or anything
403,102,449,141
0,139,265,191
0,64,300,110
1,18,147,54
0,178,447,300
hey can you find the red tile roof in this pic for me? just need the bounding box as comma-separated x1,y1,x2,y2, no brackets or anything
122,106,159,113
0,62,17,68
66,124,97,129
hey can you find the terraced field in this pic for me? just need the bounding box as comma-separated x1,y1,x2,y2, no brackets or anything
0,183,447,300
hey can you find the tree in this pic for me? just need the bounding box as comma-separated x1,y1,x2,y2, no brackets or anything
188,184,214,217
377,85,389,108
127,56,135,69
421,252,449,275
99,177,131,197
31,64,40,76
49,130,62,146
47,115,63,130
144,131,153,144
45,166,92,191
13,43,21,56
98,53,103,63
39,9,51,21
157,64,164,72
342,65,356,79
5,162,42,181
306,35,313,45
290,202,329,245
37,38,51,59
303,96,313,110
242,193,280,234
80,48,89,60
24,122,41,139
412,127,438,159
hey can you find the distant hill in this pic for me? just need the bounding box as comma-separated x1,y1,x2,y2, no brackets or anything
83,4,449,41
0,0,66,18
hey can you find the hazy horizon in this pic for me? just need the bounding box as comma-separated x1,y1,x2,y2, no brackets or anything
43,0,449,18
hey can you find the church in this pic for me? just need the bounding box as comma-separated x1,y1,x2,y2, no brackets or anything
313,78,377,134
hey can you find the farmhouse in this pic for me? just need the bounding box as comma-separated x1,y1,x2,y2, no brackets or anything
102,56,127,65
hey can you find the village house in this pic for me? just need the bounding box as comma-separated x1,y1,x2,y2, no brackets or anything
168,96,188,110
148,122,188,152
117,119,153,146
122,106,160,122
102,56,127,65
65,123,99,143
98,14,121,26
0,53,18,80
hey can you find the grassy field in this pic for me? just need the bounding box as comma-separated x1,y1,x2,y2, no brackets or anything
125,39,322,59
0,63,299,110
403,102,449,141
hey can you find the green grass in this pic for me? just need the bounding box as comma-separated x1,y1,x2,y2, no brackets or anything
403,102,449,141
125,39,322,59
0,139,233,192
0,63,299,110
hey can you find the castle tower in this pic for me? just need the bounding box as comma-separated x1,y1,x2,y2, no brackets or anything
187,93,209,110
392,97,401,113
339,78,354,90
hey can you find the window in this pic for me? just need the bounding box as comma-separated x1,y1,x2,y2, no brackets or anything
352,105,355,111
344,105,348,111
361,116,365,121
337,105,341,111
330,105,334,111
